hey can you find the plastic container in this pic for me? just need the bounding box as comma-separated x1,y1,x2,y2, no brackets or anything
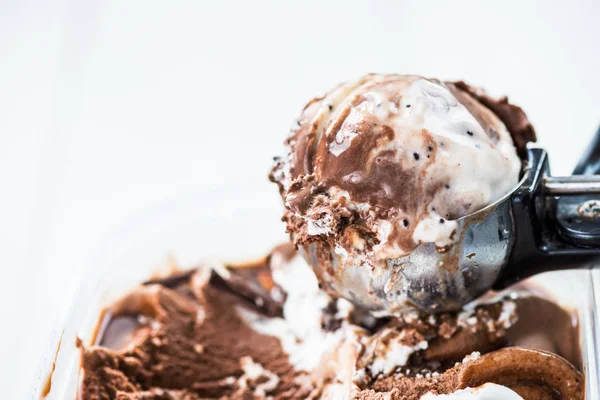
30,187,600,399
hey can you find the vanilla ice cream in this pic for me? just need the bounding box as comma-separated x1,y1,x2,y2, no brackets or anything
420,383,524,399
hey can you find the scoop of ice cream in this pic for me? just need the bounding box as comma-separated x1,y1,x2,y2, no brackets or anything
270,74,535,314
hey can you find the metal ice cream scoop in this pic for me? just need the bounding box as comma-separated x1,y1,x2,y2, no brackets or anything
304,127,600,314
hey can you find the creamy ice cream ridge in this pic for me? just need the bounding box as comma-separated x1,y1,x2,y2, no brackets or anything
420,383,524,399
270,74,536,313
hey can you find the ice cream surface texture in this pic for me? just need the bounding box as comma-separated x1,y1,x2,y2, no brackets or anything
270,74,535,314
80,245,582,400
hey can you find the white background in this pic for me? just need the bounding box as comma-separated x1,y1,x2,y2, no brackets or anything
2,1,600,397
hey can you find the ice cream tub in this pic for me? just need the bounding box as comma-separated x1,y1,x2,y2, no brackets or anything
28,187,600,399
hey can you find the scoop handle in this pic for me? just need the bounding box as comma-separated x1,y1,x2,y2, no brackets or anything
553,126,600,246
495,129,600,289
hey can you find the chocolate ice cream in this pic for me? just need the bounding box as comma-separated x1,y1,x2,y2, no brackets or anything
80,245,582,400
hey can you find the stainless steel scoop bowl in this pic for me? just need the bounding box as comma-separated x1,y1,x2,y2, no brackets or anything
303,128,600,314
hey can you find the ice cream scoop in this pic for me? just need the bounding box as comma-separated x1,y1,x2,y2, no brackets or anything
271,74,600,314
